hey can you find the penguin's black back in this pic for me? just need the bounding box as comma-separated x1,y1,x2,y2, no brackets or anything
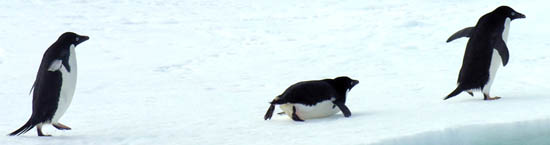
457,10,506,90
278,80,338,106
278,78,353,106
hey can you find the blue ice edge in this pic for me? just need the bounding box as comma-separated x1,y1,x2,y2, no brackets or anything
370,119,550,145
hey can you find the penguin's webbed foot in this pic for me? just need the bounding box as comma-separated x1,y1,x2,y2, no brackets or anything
484,96,501,100
53,123,72,130
277,112,286,115
483,94,501,100
467,91,474,96
38,134,52,137
37,126,51,137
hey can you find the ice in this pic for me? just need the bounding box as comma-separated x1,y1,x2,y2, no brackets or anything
372,119,550,145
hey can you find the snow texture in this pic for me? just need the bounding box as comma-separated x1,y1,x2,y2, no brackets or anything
0,0,549,145
372,119,550,145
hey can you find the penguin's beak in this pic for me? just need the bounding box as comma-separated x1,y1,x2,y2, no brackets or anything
514,12,526,19
351,80,359,88
77,35,90,45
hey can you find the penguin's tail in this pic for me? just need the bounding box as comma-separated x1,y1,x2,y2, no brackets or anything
444,86,463,100
264,104,276,120
264,96,285,120
8,118,36,136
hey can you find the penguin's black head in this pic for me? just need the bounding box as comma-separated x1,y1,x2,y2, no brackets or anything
58,32,89,46
334,76,359,91
494,6,526,20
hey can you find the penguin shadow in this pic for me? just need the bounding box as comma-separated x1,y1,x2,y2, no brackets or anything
446,95,541,104
269,111,373,123
17,134,87,140
496,95,547,102
308,111,373,123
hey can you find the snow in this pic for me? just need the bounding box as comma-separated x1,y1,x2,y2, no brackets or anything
372,119,550,145
0,0,549,145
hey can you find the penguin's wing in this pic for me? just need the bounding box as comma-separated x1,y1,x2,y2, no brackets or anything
446,27,475,43
333,102,351,117
31,48,63,94
47,59,63,71
59,49,71,72
494,38,510,66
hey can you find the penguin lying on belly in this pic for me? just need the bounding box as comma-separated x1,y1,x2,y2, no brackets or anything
9,32,89,136
264,76,359,121
445,6,525,101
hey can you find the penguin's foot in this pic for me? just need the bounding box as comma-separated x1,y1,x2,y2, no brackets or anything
277,112,286,115
38,134,52,137
53,123,72,130
37,126,51,137
467,91,474,96
483,94,501,100
485,96,501,100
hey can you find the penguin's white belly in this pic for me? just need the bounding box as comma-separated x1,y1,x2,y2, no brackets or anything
483,17,510,95
483,51,501,94
280,100,340,120
51,46,77,123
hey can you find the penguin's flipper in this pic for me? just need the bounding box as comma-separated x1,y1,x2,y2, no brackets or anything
264,104,276,120
334,102,351,117
494,38,510,66
291,106,304,122
52,123,71,130
446,27,475,42
444,86,463,100
47,59,63,72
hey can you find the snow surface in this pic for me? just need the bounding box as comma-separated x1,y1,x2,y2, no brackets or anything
372,119,550,145
0,0,549,145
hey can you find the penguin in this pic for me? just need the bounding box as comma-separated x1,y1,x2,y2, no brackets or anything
264,76,359,121
9,32,89,136
444,6,525,100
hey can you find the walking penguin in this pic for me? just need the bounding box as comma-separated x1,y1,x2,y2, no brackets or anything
9,32,89,136
445,6,525,100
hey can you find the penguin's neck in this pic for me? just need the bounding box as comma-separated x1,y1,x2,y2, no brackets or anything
502,17,511,43
69,44,77,73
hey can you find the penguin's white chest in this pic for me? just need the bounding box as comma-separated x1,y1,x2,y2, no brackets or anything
483,18,511,94
280,99,340,120
52,45,77,123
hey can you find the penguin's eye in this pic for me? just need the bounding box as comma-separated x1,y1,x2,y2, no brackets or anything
76,37,79,41
511,12,516,16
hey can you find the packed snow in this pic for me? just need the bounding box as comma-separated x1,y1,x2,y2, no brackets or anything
372,119,550,145
1,0,549,145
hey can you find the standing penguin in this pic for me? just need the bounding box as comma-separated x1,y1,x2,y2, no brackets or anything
445,6,525,100
9,32,89,136
264,76,359,121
